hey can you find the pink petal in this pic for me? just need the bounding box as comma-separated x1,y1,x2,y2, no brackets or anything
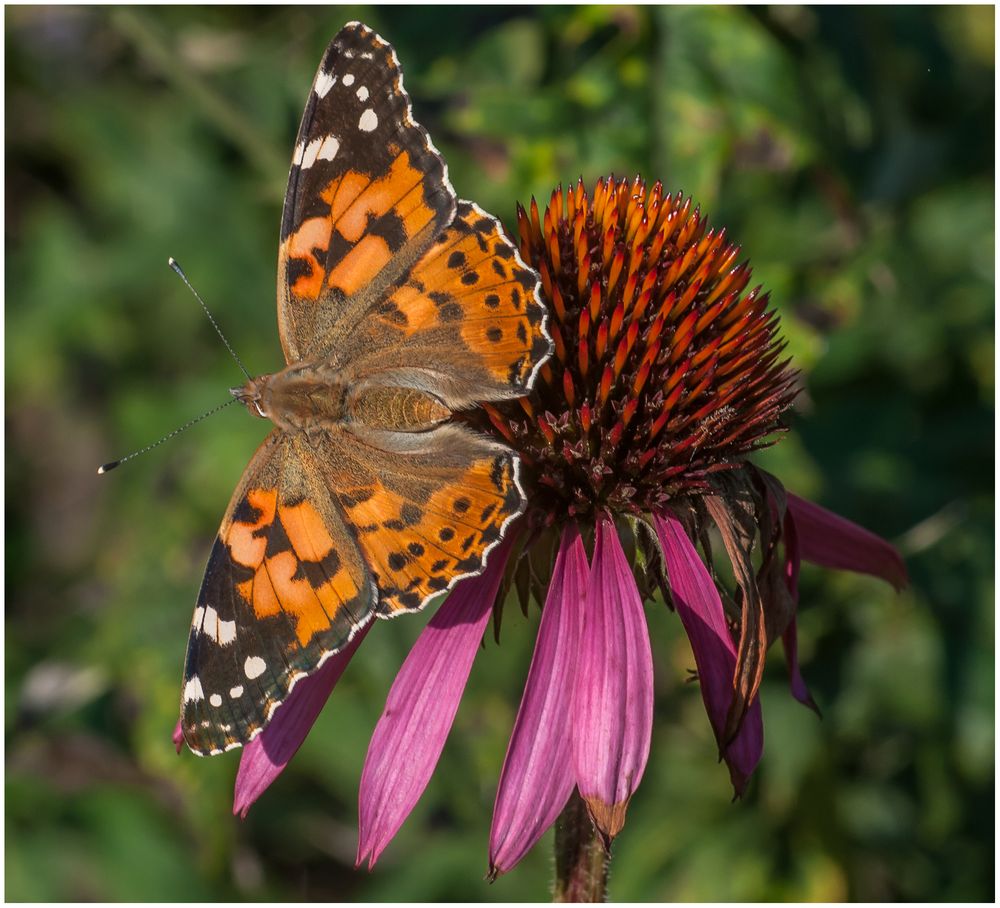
489,523,587,876
172,720,184,755
781,510,819,714
233,622,372,818
786,493,908,591
654,513,763,796
357,534,516,869
572,514,653,842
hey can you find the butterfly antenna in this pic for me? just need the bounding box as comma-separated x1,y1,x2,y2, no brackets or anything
97,398,237,474
168,257,252,381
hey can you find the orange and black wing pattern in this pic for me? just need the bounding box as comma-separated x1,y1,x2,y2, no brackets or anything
343,201,552,407
313,425,525,618
277,22,456,363
181,434,374,755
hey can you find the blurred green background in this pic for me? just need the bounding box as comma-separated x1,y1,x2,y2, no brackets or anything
5,5,993,901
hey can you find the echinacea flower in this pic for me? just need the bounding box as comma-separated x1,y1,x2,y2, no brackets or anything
227,176,907,888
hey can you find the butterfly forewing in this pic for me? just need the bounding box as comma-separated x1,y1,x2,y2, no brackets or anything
277,22,457,363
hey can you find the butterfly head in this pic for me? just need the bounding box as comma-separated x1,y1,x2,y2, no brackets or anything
230,376,270,419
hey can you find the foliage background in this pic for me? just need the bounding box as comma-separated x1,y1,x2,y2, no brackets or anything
5,5,994,901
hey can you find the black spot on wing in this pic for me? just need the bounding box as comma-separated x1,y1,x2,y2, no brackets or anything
388,552,408,571
368,209,407,254
339,487,374,508
398,591,421,609
515,268,537,290
232,496,263,526
293,547,343,588
265,515,294,557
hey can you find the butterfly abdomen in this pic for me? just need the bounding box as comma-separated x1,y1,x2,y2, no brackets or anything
348,385,450,432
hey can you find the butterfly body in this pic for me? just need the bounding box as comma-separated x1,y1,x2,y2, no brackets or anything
233,363,453,435
180,22,550,755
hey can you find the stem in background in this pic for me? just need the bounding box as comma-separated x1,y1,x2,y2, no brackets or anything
553,790,609,902
110,9,287,186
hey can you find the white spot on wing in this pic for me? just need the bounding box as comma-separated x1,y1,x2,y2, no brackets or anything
301,137,322,168
229,685,244,699
183,676,204,703
318,135,340,161
244,656,266,680
356,86,369,101
201,606,236,645
292,142,305,166
209,693,223,707
342,73,355,86
314,70,336,98
192,606,204,630
218,618,236,646
359,109,378,132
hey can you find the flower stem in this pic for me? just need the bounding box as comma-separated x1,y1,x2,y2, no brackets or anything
553,790,609,902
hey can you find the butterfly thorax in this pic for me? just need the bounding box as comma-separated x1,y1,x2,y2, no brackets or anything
232,364,450,434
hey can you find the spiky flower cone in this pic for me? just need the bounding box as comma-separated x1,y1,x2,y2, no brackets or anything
484,175,797,523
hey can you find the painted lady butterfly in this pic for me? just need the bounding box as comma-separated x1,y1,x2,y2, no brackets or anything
180,22,551,755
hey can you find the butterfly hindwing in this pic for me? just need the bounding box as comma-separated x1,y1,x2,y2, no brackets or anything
182,432,375,755
339,201,552,407
277,22,457,363
308,424,524,617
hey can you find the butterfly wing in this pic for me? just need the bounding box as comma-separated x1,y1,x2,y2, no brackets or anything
308,424,524,617
277,22,456,364
341,200,552,407
181,431,375,754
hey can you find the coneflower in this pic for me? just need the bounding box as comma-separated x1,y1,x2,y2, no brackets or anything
229,176,907,899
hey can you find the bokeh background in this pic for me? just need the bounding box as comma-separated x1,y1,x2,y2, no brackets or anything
5,5,994,901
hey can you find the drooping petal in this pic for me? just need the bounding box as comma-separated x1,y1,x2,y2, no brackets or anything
233,622,372,818
703,494,767,753
654,512,763,796
357,534,516,869
780,510,819,713
489,524,588,876
786,493,908,591
172,720,184,755
573,514,653,843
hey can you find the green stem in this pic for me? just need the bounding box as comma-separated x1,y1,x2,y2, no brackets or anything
553,790,609,902
110,9,287,186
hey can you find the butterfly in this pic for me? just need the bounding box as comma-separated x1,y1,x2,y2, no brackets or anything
180,22,551,755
